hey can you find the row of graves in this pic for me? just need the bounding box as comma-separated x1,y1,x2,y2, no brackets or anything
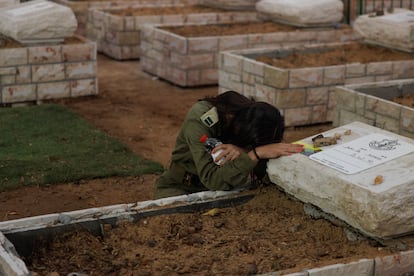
2,0,414,274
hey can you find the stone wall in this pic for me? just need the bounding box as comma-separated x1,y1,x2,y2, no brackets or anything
0,36,97,105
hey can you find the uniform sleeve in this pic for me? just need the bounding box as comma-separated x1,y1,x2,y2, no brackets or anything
182,114,258,191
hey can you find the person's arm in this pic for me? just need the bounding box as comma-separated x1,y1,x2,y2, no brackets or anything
247,143,304,160
183,118,257,191
212,143,304,162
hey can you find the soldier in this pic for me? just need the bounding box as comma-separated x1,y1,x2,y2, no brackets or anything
154,91,303,199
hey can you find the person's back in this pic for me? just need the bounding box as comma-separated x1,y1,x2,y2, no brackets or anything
154,91,304,199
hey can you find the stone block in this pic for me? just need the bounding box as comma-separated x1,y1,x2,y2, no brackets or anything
307,259,373,276
375,250,414,276
256,0,343,27
2,84,36,103
354,8,414,53
268,121,414,239
0,0,77,44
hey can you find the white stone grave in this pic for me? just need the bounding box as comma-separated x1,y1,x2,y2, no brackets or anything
255,0,343,27
0,0,18,8
354,8,414,53
0,0,77,44
267,121,414,239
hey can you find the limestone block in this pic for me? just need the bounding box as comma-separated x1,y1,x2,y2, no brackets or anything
0,232,29,276
201,0,259,10
0,0,18,8
0,0,77,44
354,8,414,53
255,0,343,27
267,121,414,239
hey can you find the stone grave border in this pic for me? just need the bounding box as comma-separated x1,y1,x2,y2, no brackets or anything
86,6,258,60
140,22,359,87
51,0,202,36
218,42,414,127
0,190,414,275
334,78,414,139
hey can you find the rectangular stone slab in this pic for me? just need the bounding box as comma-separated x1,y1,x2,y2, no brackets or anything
267,121,414,239
0,0,77,44
354,8,414,53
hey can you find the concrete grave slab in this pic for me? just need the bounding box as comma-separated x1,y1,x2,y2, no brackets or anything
354,8,414,53
0,0,77,44
267,121,414,239
256,0,344,27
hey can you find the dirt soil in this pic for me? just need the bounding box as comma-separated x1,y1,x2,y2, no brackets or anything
27,185,399,276
1,24,414,274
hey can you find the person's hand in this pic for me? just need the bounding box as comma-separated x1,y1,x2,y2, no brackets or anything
251,143,304,160
211,144,245,164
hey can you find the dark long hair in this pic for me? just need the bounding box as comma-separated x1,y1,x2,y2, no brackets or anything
204,91,285,148
204,91,285,181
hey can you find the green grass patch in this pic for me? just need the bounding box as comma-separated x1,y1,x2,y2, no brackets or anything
0,104,164,192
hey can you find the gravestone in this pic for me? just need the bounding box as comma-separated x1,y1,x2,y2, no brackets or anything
255,0,343,27
354,8,414,53
0,0,77,44
267,121,414,239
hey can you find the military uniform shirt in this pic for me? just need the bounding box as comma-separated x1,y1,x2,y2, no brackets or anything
155,100,258,198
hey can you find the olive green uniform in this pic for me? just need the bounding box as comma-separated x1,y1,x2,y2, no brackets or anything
155,100,258,199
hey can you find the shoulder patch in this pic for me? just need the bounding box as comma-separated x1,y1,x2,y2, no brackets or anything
200,107,219,127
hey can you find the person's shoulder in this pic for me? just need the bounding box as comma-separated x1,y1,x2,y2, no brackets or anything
187,101,211,116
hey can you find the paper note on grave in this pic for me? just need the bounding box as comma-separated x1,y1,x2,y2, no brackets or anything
309,133,414,174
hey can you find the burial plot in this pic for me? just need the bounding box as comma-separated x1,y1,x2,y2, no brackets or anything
268,121,414,239
52,0,202,36
140,21,358,87
0,187,414,275
218,42,414,127
86,6,257,60
334,79,414,139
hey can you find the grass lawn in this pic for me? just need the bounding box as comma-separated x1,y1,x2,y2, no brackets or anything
0,104,164,192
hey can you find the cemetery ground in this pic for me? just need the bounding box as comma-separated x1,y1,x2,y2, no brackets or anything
2,51,414,274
